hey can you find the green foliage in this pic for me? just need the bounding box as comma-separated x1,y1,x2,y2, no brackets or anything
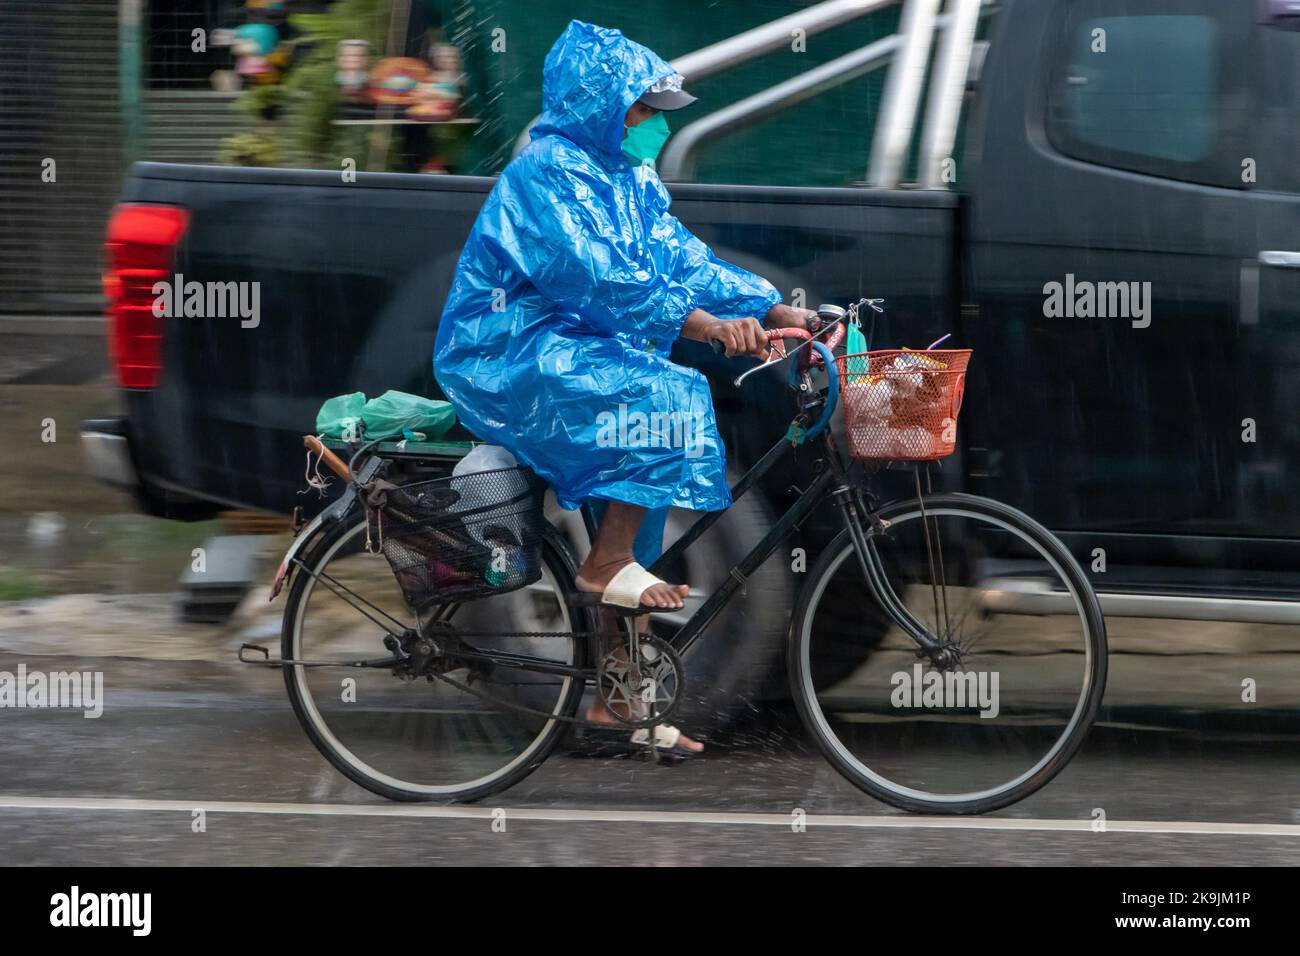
0,568,49,602
218,130,282,167
219,0,392,168
236,83,289,122
283,0,393,167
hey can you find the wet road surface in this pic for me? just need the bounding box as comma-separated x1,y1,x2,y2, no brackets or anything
1,652,1297,865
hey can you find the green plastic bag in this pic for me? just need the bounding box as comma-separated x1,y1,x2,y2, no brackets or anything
360,390,457,442
315,391,366,441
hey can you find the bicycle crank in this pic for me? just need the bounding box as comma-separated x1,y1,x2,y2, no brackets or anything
595,632,684,730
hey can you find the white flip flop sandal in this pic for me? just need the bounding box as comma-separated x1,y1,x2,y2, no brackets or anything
566,561,679,613
576,721,698,761
631,724,697,759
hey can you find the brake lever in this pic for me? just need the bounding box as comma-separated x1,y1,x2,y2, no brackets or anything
729,315,847,388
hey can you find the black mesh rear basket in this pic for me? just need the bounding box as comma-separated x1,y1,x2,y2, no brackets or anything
366,466,545,609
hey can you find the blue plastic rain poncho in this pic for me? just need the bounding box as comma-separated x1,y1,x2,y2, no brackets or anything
433,20,782,513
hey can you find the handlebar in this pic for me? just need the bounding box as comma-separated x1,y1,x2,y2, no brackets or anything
707,317,846,360
702,300,883,443
705,313,849,443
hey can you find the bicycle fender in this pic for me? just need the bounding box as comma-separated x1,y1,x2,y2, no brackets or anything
803,341,839,441
269,490,356,600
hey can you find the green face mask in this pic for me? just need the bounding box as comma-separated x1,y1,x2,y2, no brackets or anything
622,112,670,169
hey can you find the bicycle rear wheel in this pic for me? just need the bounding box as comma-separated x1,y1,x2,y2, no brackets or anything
790,492,1107,814
282,512,587,803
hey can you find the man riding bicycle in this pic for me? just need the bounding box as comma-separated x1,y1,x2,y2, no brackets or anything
433,20,813,755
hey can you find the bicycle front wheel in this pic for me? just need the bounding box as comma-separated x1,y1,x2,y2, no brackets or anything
790,492,1107,814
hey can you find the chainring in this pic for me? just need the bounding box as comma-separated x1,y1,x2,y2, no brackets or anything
595,632,684,730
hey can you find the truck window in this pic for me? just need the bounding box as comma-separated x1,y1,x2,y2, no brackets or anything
1046,1,1249,188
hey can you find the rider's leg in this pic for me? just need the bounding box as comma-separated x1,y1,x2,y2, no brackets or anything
577,502,702,752
574,501,688,608
590,503,676,639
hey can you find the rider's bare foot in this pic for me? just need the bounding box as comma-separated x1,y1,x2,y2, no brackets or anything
574,553,689,609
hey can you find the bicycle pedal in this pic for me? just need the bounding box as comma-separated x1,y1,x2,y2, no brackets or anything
607,604,677,617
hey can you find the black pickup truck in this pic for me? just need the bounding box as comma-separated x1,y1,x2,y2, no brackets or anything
85,0,1300,705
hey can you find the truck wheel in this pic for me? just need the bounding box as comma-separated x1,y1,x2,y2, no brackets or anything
653,489,792,738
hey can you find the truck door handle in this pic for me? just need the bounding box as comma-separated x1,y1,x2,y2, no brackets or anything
1258,251,1300,269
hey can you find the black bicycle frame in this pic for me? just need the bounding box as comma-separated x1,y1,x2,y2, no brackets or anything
644,436,835,659
293,411,946,677
586,425,946,662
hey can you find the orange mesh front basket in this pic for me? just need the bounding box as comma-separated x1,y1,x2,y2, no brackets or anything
836,349,971,461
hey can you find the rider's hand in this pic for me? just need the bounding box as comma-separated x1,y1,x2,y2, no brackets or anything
764,303,816,330
707,316,768,358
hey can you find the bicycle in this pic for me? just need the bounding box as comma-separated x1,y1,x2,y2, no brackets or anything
244,300,1107,814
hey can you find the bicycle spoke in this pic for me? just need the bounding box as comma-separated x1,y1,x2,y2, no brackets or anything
295,558,410,637
948,597,987,655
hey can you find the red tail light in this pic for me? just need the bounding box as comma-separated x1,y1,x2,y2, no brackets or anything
104,204,190,389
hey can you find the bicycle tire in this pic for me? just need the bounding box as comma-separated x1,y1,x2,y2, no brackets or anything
789,492,1107,814
282,511,589,803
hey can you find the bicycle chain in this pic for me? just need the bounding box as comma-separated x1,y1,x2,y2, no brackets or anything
427,667,672,730
426,631,683,730
428,629,604,640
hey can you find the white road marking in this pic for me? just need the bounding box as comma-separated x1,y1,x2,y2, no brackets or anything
0,794,1297,836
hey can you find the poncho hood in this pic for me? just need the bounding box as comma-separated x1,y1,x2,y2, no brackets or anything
531,20,676,167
